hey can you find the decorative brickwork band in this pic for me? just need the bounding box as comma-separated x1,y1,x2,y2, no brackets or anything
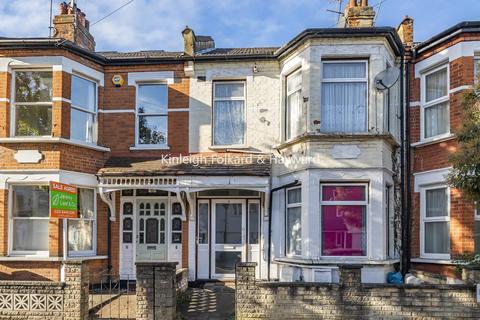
136,262,178,320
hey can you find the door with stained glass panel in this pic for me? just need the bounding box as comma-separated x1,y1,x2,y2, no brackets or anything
136,200,167,261
211,200,246,279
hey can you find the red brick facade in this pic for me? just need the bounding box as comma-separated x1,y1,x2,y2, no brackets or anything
409,31,479,279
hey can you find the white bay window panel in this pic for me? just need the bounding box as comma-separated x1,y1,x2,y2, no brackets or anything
136,84,168,146
13,70,53,137
321,61,368,133
286,70,303,140
475,57,480,83
71,75,97,143
10,185,50,255
68,188,96,256
286,187,301,256
421,186,450,259
213,82,246,146
422,66,450,140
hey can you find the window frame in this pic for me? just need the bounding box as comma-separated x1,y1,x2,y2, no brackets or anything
475,56,480,84
134,82,169,149
320,60,369,133
319,182,369,258
8,183,50,257
420,64,450,142
70,73,98,144
285,186,302,257
10,68,53,138
285,68,303,141
420,185,451,260
67,187,97,257
212,80,247,147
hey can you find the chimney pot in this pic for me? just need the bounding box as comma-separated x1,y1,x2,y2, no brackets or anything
349,0,357,7
361,0,368,6
53,2,95,51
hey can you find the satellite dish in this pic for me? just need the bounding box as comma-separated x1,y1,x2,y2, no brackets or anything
374,66,400,90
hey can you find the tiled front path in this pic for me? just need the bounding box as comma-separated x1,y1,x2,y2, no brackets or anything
178,282,235,320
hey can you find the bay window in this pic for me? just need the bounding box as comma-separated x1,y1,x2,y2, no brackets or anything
321,61,368,133
13,70,53,136
136,83,168,146
286,187,301,256
422,65,449,139
321,184,367,256
68,188,96,256
475,203,480,254
475,57,480,83
71,75,97,143
286,69,303,140
10,185,49,255
213,82,245,146
421,186,450,259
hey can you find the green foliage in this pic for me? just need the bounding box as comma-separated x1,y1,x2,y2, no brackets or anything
447,83,480,202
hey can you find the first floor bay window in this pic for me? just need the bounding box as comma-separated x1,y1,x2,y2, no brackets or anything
137,83,168,146
286,187,301,256
422,65,449,139
71,75,97,143
68,188,96,256
11,185,49,254
213,82,245,146
286,69,303,140
422,186,450,258
475,203,480,253
321,184,367,256
13,70,53,136
321,61,367,133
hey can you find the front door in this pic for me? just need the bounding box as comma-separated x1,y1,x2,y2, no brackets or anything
211,200,246,279
136,200,167,261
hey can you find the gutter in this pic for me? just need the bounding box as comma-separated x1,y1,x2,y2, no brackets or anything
267,180,300,281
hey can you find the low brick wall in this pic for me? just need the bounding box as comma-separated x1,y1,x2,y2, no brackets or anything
176,268,188,294
0,261,88,320
236,263,480,319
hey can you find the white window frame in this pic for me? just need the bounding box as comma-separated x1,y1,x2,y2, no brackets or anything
475,56,480,84
212,81,246,147
67,187,97,257
8,183,50,257
134,82,169,149
320,60,369,133
285,186,302,257
10,68,53,138
285,68,303,141
319,182,368,258
420,64,450,142
70,73,98,144
420,185,451,260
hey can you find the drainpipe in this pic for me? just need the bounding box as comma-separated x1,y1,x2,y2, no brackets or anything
405,55,412,275
267,180,300,280
107,207,112,280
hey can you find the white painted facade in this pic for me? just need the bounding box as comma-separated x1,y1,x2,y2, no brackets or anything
186,35,402,283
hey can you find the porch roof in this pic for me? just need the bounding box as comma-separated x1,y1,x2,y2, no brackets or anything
97,153,272,177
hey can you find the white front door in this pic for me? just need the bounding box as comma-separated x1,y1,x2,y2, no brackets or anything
136,200,167,261
211,200,246,279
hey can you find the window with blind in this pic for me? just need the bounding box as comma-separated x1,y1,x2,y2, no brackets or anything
213,82,246,146
68,188,96,256
321,61,368,133
422,186,450,259
422,65,450,139
286,69,303,140
71,75,97,143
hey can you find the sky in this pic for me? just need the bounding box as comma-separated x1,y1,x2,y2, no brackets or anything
0,0,476,52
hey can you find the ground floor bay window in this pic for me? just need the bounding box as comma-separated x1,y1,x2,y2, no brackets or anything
421,186,450,259
10,185,50,255
321,184,367,256
68,188,96,256
286,187,301,257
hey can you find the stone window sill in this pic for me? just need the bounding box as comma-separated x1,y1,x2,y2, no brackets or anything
410,133,455,148
411,258,455,265
0,137,111,152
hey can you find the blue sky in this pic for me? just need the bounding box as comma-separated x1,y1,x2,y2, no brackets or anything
0,0,477,52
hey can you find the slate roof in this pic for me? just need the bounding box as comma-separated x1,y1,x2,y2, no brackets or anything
97,50,183,59
198,47,278,57
98,153,272,177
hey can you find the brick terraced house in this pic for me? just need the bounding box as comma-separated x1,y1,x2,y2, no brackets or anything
408,21,480,283
1,0,477,288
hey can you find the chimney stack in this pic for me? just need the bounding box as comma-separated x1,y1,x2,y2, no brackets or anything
397,16,414,48
344,0,375,28
53,2,96,51
182,26,215,56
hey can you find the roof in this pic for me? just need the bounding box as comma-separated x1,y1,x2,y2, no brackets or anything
414,21,480,53
98,153,272,177
0,26,404,65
